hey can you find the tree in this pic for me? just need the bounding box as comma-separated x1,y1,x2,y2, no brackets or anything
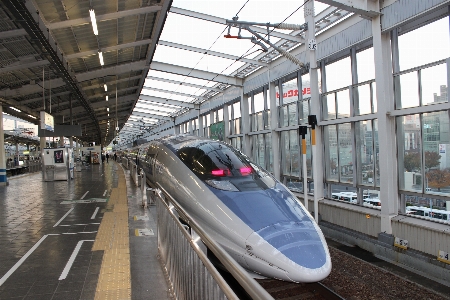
403,151,441,172
426,169,450,191
404,152,420,172
425,151,441,169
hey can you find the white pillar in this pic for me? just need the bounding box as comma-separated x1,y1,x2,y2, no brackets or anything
0,106,8,186
305,0,324,222
269,81,280,180
198,111,204,137
188,120,193,134
240,89,251,157
223,105,230,143
372,10,398,234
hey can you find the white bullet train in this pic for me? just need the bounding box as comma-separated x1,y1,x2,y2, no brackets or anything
135,134,331,282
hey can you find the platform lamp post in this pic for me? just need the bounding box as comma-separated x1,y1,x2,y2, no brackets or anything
308,115,318,222
299,125,308,211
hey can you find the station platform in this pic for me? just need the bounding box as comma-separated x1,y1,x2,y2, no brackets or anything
0,161,170,300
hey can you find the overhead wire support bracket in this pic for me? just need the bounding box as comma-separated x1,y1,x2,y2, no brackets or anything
225,17,308,70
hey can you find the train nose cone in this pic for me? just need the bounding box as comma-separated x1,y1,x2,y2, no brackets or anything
255,221,327,269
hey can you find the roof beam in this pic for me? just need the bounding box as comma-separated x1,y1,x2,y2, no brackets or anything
146,76,223,92
170,7,304,43
150,61,242,87
82,76,142,91
1,78,66,99
0,59,49,75
0,29,27,39
55,95,136,116
129,111,172,120
75,60,149,82
133,105,176,115
139,94,195,108
142,86,207,101
137,99,183,110
66,39,153,60
158,40,268,67
46,6,162,30
316,0,380,19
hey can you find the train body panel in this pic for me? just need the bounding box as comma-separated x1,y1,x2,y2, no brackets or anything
136,134,331,282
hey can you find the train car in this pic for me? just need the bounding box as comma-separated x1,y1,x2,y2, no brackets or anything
137,134,331,282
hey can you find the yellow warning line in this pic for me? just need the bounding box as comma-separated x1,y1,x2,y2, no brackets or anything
93,170,131,300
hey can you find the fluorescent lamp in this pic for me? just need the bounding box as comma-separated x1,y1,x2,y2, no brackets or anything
107,108,109,112
27,114,37,119
104,84,107,91
106,95,108,101
98,51,104,66
10,107,21,112
89,9,98,35
108,113,110,117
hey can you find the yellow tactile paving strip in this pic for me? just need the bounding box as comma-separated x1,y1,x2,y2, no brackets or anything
93,170,131,300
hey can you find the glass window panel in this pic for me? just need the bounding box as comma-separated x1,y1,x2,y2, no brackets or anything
325,125,339,181
258,134,265,169
227,105,232,121
254,92,264,113
290,130,299,177
338,123,353,184
288,104,297,126
324,94,336,120
299,99,309,124
252,135,259,164
357,121,374,185
373,119,380,187
397,115,422,192
235,118,241,134
337,90,350,118
257,112,264,131
275,84,281,107
356,84,372,115
251,113,257,132
399,17,450,71
282,106,289,127
302,74,311,99
372,82,378,113
421,64,448,105
357,47,375,82
266,133,273,172
398,72,419,109
281,131,291,176
282,78,298,105
264,111,270,130
423,112,450,196
233,102,241,119
325,57,352,91
217,109,223,122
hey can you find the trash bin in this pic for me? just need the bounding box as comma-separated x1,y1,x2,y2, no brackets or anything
44,165,55,181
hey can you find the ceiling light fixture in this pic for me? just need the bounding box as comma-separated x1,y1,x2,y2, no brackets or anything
89,9,98,35
106,95,108,101
107,108,109,112
27,114,36,119
10,107,21,112
104,84,107,91
98,51,104,66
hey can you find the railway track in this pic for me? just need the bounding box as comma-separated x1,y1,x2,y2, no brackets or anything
257,279,345,300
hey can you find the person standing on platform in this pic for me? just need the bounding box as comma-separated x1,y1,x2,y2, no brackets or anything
114,152,117,161
101,153,105,164
106,153,109,163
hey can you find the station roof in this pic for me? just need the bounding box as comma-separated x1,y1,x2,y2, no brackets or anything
0,0,357,147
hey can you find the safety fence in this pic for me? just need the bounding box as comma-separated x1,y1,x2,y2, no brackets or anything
153,182,274,300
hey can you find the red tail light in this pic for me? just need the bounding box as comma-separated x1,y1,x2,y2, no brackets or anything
240,167,252,175
211,169,229,176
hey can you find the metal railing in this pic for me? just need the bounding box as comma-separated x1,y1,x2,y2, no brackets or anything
154,182,274,300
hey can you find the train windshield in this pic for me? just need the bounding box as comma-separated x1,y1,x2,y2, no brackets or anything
177,141,274,191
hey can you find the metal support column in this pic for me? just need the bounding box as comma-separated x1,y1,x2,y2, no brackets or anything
223,104,230,143
372,6,398,234
240,89,251,157
198,111,204,137
305,0,324,222
0,106,8,186
269,81,280,180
